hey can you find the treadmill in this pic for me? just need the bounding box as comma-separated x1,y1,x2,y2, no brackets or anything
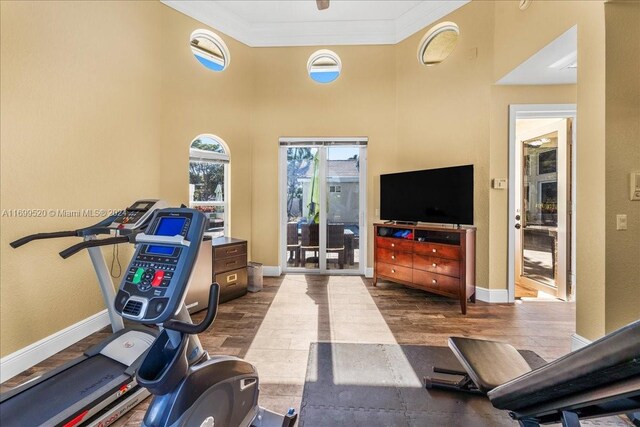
0,199,167,427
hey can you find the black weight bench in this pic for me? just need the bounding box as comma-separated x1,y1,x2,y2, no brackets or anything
425,320,640,426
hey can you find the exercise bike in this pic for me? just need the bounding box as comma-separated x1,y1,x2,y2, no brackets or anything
78,207,298,427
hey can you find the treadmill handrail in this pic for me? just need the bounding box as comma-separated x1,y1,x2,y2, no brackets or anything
10,231,78,248
10,214,120,249
59,235,132,259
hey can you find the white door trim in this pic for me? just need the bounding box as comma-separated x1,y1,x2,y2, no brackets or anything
279,141,367,275
508,104,577,302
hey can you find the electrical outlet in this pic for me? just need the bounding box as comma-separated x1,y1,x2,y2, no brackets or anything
375,208,380,218
616,214,627,230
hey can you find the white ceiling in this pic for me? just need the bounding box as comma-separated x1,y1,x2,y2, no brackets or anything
497,26,577,85
162,0,469,47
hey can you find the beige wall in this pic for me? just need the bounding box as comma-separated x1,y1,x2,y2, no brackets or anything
604,1,640,332
249,44,397,267
488,85,577,291
493,0,608,341
157,6,255,250
1,1,163,355
2,0,636,357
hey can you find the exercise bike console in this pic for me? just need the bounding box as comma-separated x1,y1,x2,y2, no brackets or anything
114,208,206,324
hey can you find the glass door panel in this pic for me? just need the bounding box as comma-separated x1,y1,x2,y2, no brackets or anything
325,147,360,271
282,142,366,274
515,119,570,299
285,147,319,271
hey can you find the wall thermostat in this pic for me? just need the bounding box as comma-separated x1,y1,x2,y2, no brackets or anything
631,172,640,201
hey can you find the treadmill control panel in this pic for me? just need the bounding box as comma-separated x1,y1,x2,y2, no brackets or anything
109,199,168,231
114,209,206,324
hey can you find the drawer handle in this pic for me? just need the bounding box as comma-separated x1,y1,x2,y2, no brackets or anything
227,249,239,254
391,269,396,273
391,255,396,260
432,248,437,253
391,243,395,247
226,261,237,266
432,263,437,268
432,279,437,284
227,273,238,283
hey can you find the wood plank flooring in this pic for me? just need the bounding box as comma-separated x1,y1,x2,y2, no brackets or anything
1,275,577,426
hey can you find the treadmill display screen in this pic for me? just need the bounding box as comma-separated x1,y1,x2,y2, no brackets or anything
155,217,186,236
147,245,174,255
131,202,153,210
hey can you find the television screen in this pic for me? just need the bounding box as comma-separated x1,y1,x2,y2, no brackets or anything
380,165,474,225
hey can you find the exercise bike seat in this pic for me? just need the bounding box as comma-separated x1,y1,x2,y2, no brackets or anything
448,337,533,393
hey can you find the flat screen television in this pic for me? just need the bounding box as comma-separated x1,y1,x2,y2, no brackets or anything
380,165,474,225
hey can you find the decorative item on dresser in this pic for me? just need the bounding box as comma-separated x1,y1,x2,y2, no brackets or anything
211,237,248,303
374,223,476,314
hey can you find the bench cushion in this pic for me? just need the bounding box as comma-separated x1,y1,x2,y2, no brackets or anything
448,337,533,393
488,319,640,411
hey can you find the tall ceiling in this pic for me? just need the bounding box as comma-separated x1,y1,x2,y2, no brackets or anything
162,0,469,47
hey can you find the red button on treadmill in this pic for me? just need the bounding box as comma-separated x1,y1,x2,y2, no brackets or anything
151,270,165,287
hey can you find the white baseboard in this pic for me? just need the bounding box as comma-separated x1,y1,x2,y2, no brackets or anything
475,286,509,303
571,333,592,351
0,309,110,383
365,268,374,278
262,265,282,277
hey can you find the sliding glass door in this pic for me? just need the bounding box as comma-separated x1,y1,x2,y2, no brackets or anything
281,139,366,275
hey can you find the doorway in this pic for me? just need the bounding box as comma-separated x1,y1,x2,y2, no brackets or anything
280,138,367,275
508,105,576,301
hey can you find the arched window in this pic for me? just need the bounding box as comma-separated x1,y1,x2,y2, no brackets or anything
189,134,230,237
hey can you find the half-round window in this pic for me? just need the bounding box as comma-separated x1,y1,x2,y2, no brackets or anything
189,135,230,236
190,29,230,72
417,22,460,66
307,50,342,84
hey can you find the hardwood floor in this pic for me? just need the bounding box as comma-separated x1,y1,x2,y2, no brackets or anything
1,275,578,426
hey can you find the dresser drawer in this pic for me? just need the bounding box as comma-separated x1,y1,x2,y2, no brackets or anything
376,236,413,252
414,241,460,260
214,243,247,259
413,254,460,277
376,262,412,283
414,270,460,296
214,254,247,272
376,247,412,268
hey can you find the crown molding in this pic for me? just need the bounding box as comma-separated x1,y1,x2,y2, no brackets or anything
162,1,469,47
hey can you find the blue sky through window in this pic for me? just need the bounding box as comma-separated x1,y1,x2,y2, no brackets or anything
310,71,339,84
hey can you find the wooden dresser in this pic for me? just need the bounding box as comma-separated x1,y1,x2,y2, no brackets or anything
211,237,248,303
373,223,476,314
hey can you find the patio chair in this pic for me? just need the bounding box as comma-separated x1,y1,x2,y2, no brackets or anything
327,223,345,269
287,222,300,267
301,223,319,267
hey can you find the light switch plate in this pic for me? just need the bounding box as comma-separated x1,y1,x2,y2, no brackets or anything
631,172,640,200
492,178,508,189
616,214,627,230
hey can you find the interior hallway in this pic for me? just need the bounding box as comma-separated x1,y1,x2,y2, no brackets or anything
0,276,576,426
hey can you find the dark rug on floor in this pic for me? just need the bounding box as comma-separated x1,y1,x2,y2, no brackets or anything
299,343,626,427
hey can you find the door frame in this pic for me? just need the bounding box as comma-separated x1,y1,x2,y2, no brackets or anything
279,137,368,275
508,105,576,302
